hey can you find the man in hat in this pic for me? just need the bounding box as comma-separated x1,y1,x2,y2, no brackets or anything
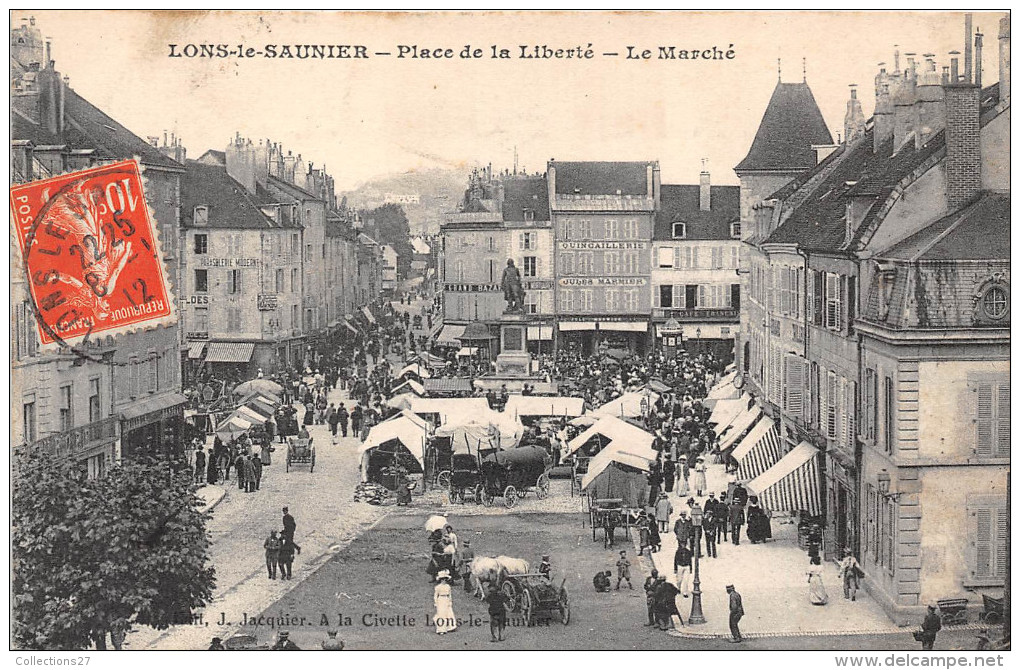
271,630,300,650
615,550,633,590
321,629,344,650
208,636,225,650
459,539,475,593
919,604,941,650
538,555,552,582
729,498,745,546
837,548,862,601
726,585,744,643
643,569,660,625
485,584,511,642
716,492,730,541
673,511,692,554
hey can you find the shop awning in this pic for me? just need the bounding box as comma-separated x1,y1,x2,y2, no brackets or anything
456,347,479,357
391,379,426,396
120,392,188,421
718,404,762,451
707,379,740,400
205,342,255,364
437,324,466,346
362,306,376,324
234,405,270,424
709,398,748,428
599,321,647,333
746,441,822,516
398,363,432,379
341,318,358,334
505,395,585,418
424,377,475,394
187,342,207,360
732,416,785,482
592,391,658,420
527,325,554,341
559,321,596,331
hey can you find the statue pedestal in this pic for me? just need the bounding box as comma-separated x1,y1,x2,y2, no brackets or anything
495,312,532,377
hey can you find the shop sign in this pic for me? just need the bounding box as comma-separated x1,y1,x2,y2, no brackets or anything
257,294,278,311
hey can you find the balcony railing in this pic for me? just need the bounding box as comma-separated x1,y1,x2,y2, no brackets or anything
30,416,119,459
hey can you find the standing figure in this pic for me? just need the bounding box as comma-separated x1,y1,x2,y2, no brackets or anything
643,569,660,626
838,548,862,601
692,456,707,497
500,259,526,313
919,605,942,650
486,584,510,642
264,530,281,580
807,555,829,605
433,571,457,635
278,537,296,580
615,550,633,590
727,584,744,643
662,456,676,493
655,493,673,533
729,500,745,546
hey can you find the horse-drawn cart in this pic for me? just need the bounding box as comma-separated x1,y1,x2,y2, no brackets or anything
479,446,552,508
286,436,315,473
501,574,570,625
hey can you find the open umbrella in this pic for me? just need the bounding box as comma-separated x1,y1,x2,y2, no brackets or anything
234,379,284,397
425,515,449,533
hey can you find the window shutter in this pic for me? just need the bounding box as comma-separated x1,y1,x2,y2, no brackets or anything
826,371,837,438
785,356,804,416
807,271,814,322
674,246,681,269
847,381,857,444
996,383,1010,457
976,382,994,457
974,508,993,579
995,508,1008,578
674,285,684,308
653,286,661,308
692,247,699,269
698,285,705,307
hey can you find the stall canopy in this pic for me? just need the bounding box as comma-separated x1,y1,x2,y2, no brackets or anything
646,378,672,394
188,342,206,360
398,363,432,380
391,379,426,397
205,342,255,364
592,391,659,419
707,378,740,400
341,318,358,334
435,409,524,453
219,415,252,432
456,347,479,357
244,397,279,418
526,325,553,341
505,395,585,419
234,405,270,424
361,306,376,324
581,448,654,507
732,415,785,482
234,378,284,398
424,378,474,394
569,415,597,428
746,441,822,516
567,416,656,458
358,415,429,481
390,397,491,425
718,404,762,451
436,324,466,347
709,398,749,428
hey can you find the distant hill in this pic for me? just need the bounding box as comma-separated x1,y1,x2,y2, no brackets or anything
341,168,469,236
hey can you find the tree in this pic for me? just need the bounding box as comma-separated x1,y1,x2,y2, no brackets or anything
360,203,413,280
12,450,216,650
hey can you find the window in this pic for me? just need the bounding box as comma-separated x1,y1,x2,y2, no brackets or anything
559,290,575,312
968,495,1008,584
672,222,687,239
456,261,465,282
194,233,208,255
981,285,1009,320
523,209,535,222
623,251,639,275
524,293,538,314
863,368,878,441
623,289,639,312
579,220,593,238
577,252,594,274
275,269,285,293
604,219,619,239
604,251,620,275
826,371,838,439
973,379,1010,458
731,283,741,310
523,256,537,278
730,221,741,239
685,285,699,309
291,233,299,255
711,247,723,269
291,268,299,292
89,378,101,423
560,220,572,240
488,259,495,283
59,384,73,432
659,285,673,308
606,289,620,312
809,362,820,427
193,306,209,332
148,356,158,394
657,247,674,268
729,246,739,269
228,269,241,294
825,272,843,330
883,376,894,452
784,355,806,417
519,232,536,250
291,304,299,330
227,307,242,331
194,269,208,293
305,243,312,261
560,253,574,275
489,237,496,252
23,400,36,444
579,290,594,312
622,219,638,239
193,206,208,226
15,301,38,359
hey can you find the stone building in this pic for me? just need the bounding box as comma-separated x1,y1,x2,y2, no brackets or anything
502,175,555,354
550,160,659,354
11,16,186,469
380,244,399,294
651,167,741,360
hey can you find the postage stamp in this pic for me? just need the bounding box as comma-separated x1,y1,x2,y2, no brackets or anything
10,159,176,348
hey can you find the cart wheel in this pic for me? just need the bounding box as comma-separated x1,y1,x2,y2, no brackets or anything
436,470,451,489
985,612,1002,625
520,589,533,626
536,473,550,499
501,581,518,610
560,590,570,624
474,484,485,505
481,488,494,507
504,486,518,509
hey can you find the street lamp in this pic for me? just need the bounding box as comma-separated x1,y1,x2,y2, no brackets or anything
688,502,707,624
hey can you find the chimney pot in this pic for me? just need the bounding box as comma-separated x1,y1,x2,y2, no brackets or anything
975,30,984,88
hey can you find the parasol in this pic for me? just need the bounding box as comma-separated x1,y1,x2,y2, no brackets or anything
425,515,449,533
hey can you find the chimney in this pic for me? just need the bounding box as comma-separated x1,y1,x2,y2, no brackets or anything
950,50,960,82
699,161,711,211
915,55,945,148
547,162,556,207
645,163,653,197
844,84,866,144
58,74,66,134
893,59,917,153
965,14,974,83
1000,15,1011,103
944,79,982,210
975,29,984,88
874,76,894,153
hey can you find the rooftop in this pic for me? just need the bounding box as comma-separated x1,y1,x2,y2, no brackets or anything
550,161,653,196
653,183,740,240
735,81,833,173
502,175,550,221
181,160,296,230
876,192,1010,262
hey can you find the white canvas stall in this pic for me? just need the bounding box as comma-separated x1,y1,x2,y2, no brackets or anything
504,395,586,418
220,415,252,431
391,379,426,397
566,415,656,458
398,363,432,379
718,404,762,451
592,391,659,419
746,441,822,516
436,409,524,452
707,379,740,400
233,405,269,424
581,447,655,491
358,416,429,481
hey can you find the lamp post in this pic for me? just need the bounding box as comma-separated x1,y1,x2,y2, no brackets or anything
689,502,707,624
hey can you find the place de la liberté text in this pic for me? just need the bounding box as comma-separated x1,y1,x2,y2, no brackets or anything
167,43,737,61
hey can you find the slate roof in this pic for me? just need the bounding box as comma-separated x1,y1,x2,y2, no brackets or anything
502,176,550,221
551,161,653,196
876,192,1010,261
11,84,182,170
181,160,296,230
735,82,833,173
266,174,321,201
653,184,740,241
197,149,226,165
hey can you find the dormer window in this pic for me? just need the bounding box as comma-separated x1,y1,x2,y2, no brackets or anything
523,208,535,222
730,221,741,239
193,205,208,226
671,221,687,239
981,284,1009,320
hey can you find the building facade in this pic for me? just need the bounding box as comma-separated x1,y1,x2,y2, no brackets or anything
381,244,398,294
502,176,555,354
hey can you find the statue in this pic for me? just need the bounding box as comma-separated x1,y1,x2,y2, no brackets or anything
500,259,526,313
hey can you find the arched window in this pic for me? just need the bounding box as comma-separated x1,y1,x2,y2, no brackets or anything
671,221,686,239
980,284,1009,320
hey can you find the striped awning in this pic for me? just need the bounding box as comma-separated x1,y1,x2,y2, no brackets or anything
362,306,376,324
718,404,762,451
746,441,822,516
732,416,784,481
187,342,207,359
205,342,255,364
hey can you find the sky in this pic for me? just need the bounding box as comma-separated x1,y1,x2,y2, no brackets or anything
22,10,1006,191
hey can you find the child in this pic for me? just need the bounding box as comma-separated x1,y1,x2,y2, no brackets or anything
615,550,633,590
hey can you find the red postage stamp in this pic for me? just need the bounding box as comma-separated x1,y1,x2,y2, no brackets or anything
10,160,176,347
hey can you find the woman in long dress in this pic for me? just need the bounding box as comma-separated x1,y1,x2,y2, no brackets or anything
433,571,458,634
692,457,707,497
676,456,690,496
807,555,829,606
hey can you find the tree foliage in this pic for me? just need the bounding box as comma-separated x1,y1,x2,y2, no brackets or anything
361,203,412,279
12,450,216,650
